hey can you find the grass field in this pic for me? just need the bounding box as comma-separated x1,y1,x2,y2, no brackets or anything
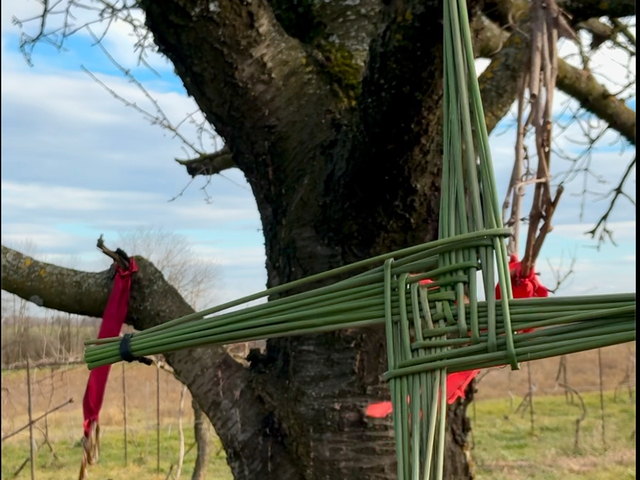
472,391,636,480
1,343,635,479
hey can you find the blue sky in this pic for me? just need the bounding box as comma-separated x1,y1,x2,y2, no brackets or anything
1,1,636,312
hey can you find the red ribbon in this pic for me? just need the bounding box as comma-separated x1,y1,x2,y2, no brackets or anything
496,254,549,301
82,259,138,436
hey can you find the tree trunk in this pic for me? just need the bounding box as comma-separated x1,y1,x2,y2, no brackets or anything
191,399,211,480
138,0,475,476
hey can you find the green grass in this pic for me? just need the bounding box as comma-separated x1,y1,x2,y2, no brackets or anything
1,422,232,480
1,390,634,479
471,391,636,480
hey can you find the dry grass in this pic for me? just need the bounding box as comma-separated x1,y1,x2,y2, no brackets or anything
1,343,635,479
476,343,636,400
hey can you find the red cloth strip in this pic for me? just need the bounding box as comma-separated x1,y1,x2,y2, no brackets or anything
82,259,138,437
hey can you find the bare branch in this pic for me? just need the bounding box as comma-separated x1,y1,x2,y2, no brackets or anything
586,156,636,243
474,15,636,145
176,146,235,177
557,382,587,451
611,18,636,47
478,20,531,135
502,73,528,255
577,18,614,49
15,0,150,68
557,60,636,145
81,27,207,155
576,18,635,55
558,0,636,25
1,399,74,442
545,252,577,294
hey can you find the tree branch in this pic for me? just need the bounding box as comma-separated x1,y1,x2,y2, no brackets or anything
586,156,636,243
557,60,636,145
577,18,616,49
475,15,636,144
477,19,531,134
140,0,341,179
176,146,236,177
611,18,636,47
485,0,636,28
0,245,302,480
558,0,636,25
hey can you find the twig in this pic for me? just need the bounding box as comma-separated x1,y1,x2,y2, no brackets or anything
614,345,636,403
505,0,574,271
2,399,75,442
1,358,85,370
586,156,636,245
610,18,636,48
558,383,587,452
33,424,60,460
553,356,574,404
544,251,576,294
597,349,606,450
27,359,35,480
165,442,198,480
84,27,209,156
96,235,129,270
11,456,31,479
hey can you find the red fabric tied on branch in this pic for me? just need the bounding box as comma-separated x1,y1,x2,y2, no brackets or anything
496,254,548,301
365,261,549,418
82,259,138,437
496,254,549,334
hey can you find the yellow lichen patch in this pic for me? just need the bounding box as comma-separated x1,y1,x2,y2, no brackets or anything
39,268,46,276
316,41,362,104
24,258,32,267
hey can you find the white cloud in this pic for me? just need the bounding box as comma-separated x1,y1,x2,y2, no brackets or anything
192,245,266,267
1,0,39,32
538,258,636,296
1,227,85,251
551,220,636,242
1,181,260,230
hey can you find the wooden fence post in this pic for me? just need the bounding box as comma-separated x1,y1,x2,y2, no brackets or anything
527,362,535,436
122,362,128,466
157,363,161,474
26,358,35,480
597,349,606,449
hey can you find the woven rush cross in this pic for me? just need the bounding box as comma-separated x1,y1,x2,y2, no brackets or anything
83,0,636,478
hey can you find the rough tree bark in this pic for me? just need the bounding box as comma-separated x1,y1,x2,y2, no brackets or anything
191,399,211,480
2,0,635,479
